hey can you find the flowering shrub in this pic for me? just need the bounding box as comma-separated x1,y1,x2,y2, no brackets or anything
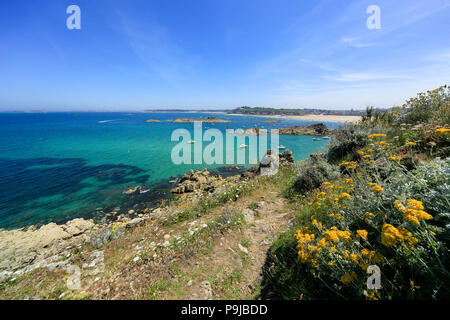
264,87,450,300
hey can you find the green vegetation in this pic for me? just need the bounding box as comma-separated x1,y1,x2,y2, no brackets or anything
164,180,254,226
263,86,450,300
229,106,363,116
148,279,169,300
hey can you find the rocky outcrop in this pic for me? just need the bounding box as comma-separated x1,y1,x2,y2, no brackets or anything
241,149,295,179
279,149,295,166
170,169,223,194
145,119,160,122
0,218,95,279
166,116,231,123
259,150,280,176
233,124,329,136
234,127,268,135
278,123,330,135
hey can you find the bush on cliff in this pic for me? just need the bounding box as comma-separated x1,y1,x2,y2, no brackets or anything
263,86,450,300
292,156,340,194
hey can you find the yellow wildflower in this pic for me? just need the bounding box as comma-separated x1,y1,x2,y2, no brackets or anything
381,224,404,247
339,192,352,200
356,229,368,240
371,184,383,193
368,133,386,139
435,128,450,135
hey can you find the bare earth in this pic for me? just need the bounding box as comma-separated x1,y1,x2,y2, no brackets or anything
227,113,361,122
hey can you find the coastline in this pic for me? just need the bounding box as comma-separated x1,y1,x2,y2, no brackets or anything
227,113,361,122
0,151,292,281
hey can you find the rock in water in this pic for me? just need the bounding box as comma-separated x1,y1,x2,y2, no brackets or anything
278,123,330,135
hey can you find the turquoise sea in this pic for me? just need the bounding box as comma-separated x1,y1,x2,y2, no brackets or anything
0,112,339,229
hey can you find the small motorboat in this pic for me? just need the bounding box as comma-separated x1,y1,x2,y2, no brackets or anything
278,145,287,149
239,144,248,148
188,140,196,144
322,136,331,139
312,138,321,141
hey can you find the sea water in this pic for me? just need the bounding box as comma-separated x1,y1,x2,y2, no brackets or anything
0,112,337,229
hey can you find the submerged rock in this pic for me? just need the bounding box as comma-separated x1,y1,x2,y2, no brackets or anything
123,185,149,195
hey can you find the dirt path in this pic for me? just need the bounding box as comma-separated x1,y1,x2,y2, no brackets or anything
161,192,295,300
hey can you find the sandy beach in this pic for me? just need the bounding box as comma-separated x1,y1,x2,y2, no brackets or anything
227,113,361,122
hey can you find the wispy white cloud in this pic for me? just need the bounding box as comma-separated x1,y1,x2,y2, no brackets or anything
340,37,376,48
113,8,198,84
323,71,411,82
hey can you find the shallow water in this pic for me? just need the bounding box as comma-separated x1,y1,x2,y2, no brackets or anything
0,112,337,229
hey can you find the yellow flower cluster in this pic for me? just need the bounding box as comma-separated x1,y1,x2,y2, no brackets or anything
368,182,383,193
112,222,126,233
324,227,351,242
435,128,450,135
388,155,400,161
356,229,368,240
394,199,432,225
381,224,404,246
328,213,344,221
340,161,357,170
338,192,352,200
368,133,386,139
405,141,416,146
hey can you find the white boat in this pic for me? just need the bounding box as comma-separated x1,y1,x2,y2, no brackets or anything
239,144,248,148
188,140,196,144
278,145,287,149
312,138,321,141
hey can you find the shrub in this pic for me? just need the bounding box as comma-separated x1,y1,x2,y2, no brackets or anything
292,156,340,194
327,126,370,163
265,87,450,300
265,156,450,299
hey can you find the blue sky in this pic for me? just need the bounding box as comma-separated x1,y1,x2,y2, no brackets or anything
0,0,449,111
